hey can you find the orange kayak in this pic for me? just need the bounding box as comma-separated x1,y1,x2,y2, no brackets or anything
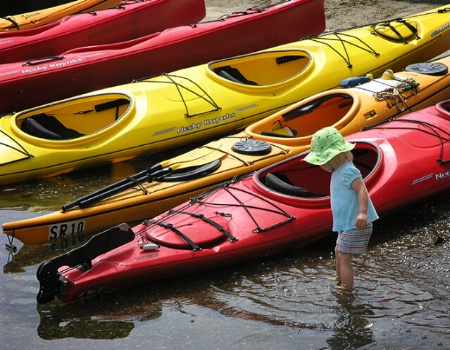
0,0,123,31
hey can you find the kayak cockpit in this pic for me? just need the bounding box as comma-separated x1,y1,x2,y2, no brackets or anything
209,50,311,87
246,92,356,144
16,94,130,140
21,113,85,140
254,142,380,204
436,99,450,119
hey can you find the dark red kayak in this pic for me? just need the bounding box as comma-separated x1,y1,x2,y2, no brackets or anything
36,99,450,303
0,0,206,64
0,0,325,114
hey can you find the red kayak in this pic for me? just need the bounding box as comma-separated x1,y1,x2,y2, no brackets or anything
36,100,450,303
0,0,325,114
0,0,206,65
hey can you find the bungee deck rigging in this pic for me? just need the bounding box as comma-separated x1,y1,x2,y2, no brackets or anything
363,118,450,165
134,73,221,118
308,7,449,68
189,176,296,232
0,129,33,164
309,32,380,68
167,210,238,243
135,174,295,251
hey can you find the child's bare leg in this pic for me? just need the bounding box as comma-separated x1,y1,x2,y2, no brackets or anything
335,245,341,280
337,251,354,288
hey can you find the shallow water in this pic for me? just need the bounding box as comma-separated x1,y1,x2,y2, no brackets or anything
1,176,449,349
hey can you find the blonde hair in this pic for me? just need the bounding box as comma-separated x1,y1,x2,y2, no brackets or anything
328,151,353,170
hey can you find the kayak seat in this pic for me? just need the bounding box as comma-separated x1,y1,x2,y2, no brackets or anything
265,173,323,197
215,66,258,85
23,113,84,140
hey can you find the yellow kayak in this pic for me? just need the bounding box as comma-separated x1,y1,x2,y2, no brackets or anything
0,0,122,31
1,5,449,189
4,54,450,245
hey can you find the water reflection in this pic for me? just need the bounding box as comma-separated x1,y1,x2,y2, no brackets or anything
4,234,89,273
37,315,135,340
36,295,164,340
2,190,449,347
327,296,375,350
208,256,377,349
0,161,143,211
0,141,207,212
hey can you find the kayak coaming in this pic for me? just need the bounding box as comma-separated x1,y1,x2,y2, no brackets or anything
0,0,207,64
38,102,450,302
0,93,133,176
252,141,386,207
4,54,450,245
208,50,314,89
13,93,133,143
0,0,326,114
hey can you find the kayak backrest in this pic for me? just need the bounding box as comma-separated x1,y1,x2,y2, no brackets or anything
283,94,352,122
22,113,84,140
265,172,324,198
216,66,258,85
210,52,310,86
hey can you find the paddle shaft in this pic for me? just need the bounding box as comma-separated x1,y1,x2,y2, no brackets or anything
62,142,222,211
62,163,162,211
77,167,171,208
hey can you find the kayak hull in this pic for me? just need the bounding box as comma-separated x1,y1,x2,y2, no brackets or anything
36,100,450,303
0,0,207,64
0,0,325,114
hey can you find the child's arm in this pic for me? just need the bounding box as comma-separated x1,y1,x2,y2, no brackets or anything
351,178,369,229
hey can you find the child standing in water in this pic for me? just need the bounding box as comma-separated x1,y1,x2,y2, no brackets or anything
304,127,378,293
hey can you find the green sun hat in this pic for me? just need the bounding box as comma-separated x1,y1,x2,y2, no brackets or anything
304,127,355,165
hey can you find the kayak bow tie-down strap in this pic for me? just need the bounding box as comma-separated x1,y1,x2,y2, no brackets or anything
134,73,221,118
168,210,238,243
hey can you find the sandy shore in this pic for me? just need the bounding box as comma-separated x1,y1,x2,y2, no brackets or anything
204,0,448,29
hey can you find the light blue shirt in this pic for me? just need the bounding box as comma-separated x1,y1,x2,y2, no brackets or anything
330,161,378,231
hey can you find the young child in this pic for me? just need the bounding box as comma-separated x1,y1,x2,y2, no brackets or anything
304,127,378,294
